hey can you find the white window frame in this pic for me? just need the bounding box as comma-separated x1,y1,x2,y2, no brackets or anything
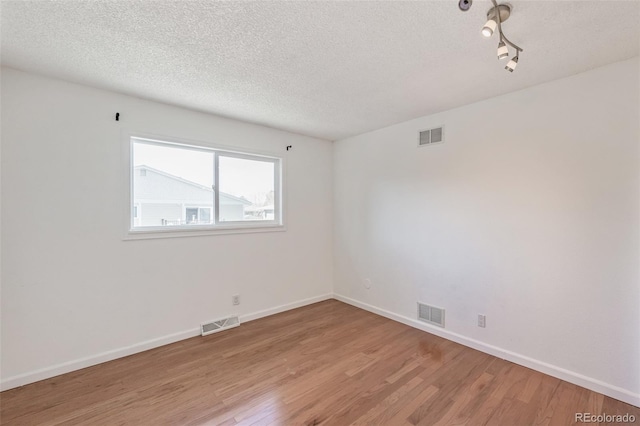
123,132,285,240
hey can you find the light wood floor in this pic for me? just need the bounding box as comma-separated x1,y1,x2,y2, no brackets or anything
1,300,638,425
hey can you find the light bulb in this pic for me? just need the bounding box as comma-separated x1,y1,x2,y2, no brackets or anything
497,42,508,59
482,19,497,37
505,56,519,72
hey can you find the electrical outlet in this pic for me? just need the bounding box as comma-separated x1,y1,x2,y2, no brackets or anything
232,295,240,305
363,278,372,289
478,314,486,328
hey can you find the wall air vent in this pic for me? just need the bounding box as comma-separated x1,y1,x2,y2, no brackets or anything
201,315,240,336
417,302,445,327
418,127,444,146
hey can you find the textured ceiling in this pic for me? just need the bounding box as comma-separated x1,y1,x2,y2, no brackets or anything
1,1,639,141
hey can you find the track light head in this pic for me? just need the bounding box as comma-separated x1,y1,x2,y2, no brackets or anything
482,19,497,37
458,0,472,12
505,56,519,72
497,41,509,59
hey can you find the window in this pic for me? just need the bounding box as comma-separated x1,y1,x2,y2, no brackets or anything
128,136,283,237
185,207,211,224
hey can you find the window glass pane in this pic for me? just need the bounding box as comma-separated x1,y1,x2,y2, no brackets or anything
185,207,199,224
199,208,211,223
218,156,275,222
132,141,214,227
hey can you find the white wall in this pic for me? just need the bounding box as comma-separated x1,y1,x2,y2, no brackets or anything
0,68,333,388
334,57,640,405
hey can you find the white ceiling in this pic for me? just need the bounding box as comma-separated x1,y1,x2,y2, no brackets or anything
1,1,638,141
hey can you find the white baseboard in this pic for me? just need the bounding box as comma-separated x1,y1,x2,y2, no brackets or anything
332,293,640,408
240,293,332,323
0,327,201,391
0,293,332,392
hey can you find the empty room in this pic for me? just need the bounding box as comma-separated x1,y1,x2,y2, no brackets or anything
1,0,639,425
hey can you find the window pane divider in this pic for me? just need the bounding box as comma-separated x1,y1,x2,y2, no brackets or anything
214,151,220,225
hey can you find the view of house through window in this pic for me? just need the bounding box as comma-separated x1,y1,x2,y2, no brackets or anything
219,155,276,221
131,138,280,230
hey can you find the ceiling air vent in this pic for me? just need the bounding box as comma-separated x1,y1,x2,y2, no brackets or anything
201,315,240,336
417,302,445,327
418,126,444,147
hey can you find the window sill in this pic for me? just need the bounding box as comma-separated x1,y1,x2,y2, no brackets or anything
123,223,285,240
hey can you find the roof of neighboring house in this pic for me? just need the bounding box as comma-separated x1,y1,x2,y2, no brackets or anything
135,165,252,205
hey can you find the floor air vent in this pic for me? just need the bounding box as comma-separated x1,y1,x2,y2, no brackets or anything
417,303,445,327
418,127,444,146
201,315,240,336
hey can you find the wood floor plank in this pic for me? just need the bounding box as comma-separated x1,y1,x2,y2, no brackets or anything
436,372,495,426
388,384,440,425
2,300,639,426
349,376,424,425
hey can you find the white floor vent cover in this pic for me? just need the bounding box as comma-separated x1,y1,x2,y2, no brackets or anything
201,315,240,336
417,302,445,327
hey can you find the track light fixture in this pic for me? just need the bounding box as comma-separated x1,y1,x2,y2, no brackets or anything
478,0,524,72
